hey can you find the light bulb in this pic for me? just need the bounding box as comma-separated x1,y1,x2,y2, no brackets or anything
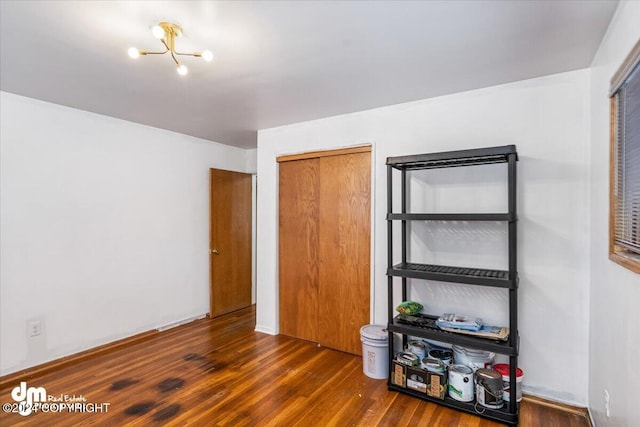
151,25,165,39
177,64,188,76
128,47,140,59
201,50,214,62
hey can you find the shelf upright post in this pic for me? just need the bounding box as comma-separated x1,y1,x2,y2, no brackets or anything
386,164,395,383
507,153,517,296
507,151,518,415
387,164,394,321
400,167,408,350
401,168,408,302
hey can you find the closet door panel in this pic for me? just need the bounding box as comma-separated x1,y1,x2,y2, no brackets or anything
279,159,320,342
318,152,371,355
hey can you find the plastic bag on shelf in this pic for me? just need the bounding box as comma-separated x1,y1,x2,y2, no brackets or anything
435,313,483,331
395,301,423,315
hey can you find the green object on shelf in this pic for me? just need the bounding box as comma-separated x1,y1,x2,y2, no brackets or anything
396,301,423,315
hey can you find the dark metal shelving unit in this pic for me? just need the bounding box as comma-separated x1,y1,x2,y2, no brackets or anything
386,145,519,425
388,262,516,288
390,314,518,355
386,213,516,221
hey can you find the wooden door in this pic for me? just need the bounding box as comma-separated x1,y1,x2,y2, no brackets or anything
278,159,320,342
210,168,252,318
278,147,371,355
318,152,371,355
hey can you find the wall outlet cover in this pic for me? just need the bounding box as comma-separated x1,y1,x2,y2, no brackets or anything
28,321,42,337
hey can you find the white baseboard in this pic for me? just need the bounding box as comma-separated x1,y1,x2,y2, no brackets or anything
587,406,596,427
156,314,207,332
522,385,586,408
254,324,277,335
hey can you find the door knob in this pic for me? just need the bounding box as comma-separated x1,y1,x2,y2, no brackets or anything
210,249,220,255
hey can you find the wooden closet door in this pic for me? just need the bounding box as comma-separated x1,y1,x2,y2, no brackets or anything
279,159,320,342
318,151,371,355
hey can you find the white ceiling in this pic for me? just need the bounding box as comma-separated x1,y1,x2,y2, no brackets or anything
0,1,618,149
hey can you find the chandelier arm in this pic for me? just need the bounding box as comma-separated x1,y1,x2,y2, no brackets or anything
159,37,180,66
173,50,203,58
140,49,169,55
169,50,181,66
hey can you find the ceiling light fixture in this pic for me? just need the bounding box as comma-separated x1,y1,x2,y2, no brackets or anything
128,22,213,76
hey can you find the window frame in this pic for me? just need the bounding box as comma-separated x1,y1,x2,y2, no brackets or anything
609,39,640,274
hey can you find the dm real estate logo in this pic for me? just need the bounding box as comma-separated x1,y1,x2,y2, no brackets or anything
4,381,111,416
11,381,46,416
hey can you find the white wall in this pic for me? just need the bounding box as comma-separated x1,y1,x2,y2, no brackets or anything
257,69,592,405
245,148,257,174
0,92,250,375
589,2,640,426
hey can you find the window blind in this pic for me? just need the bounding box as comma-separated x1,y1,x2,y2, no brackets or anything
614,62,640,254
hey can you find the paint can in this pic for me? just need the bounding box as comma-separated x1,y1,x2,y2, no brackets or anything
360,325,388,379
407,340,428,360
447,364,474,402
396,352,420,367
421,357,445,373
428,349,453,366
475,368,504,409
492,364,524,402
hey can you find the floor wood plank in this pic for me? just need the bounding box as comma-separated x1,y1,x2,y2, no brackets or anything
0,306,590,426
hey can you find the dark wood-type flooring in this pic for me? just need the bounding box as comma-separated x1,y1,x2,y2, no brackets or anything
0,306,589,426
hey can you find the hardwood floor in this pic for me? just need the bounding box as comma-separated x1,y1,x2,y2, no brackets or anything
0,306,589,426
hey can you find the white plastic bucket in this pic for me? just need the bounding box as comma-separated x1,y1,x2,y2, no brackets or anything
493,364,524,402
360,325,389,379
452,345,495,372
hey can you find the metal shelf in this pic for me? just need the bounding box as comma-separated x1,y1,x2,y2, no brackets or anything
386,145,517,170
387,384,519,425
386,212,516,221
386,145,520,424
389,314,518,356
388,262,517,289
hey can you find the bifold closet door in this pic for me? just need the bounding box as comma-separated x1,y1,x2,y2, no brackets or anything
317,152,371,356
279,149,370,356
279,158,320,343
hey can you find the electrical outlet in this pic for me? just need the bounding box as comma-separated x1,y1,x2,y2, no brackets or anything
28,321,41,337
604,389,610,417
